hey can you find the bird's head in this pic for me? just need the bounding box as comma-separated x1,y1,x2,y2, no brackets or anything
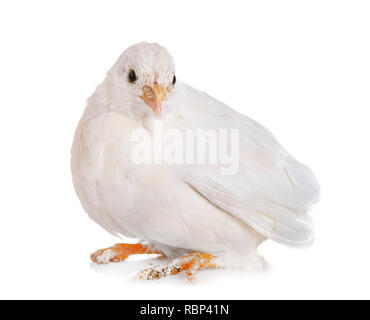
105,42,177,119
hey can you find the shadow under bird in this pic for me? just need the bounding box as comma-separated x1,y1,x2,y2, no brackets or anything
71,42,320,282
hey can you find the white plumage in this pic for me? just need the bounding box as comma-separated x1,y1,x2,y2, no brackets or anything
71,42,319,277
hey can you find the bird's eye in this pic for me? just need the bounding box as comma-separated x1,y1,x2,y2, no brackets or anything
128,69,138,83
172,75,176,85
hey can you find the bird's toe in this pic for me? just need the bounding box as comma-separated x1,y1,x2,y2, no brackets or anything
90,248,119,264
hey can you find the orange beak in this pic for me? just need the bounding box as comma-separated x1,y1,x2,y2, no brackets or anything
140,83,167,117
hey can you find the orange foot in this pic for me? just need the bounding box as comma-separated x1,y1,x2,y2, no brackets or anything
90,243,162,264
135,252,218,283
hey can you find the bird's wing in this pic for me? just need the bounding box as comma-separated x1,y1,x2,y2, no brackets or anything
171,83,320,245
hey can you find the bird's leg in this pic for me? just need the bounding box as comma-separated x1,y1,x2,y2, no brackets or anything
135,252,218,283
90,243,162,264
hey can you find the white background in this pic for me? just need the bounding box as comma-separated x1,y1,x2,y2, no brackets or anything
0,0,369,299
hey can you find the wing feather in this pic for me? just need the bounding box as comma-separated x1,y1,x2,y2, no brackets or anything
175,83,320,245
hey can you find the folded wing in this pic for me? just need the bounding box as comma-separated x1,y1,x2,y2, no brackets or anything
176,83,320,245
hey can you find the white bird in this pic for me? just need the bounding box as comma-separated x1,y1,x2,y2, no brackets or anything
71,42,320,282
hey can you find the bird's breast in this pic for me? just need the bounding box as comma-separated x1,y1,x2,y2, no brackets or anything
71,111,176,235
